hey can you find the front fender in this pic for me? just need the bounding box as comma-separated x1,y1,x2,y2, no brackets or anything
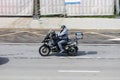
41,44,50,49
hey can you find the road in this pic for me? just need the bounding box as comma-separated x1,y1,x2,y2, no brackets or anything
0,43,120,80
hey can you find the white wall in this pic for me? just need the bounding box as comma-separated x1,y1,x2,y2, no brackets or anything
66,0,114,16
0,0,33,16
40,0,114,16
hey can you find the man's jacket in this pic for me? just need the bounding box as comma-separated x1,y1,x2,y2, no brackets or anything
58,27,68,40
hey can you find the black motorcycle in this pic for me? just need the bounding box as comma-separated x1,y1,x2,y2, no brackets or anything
39,31,83,56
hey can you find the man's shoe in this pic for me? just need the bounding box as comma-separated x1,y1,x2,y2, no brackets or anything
59,50,64,53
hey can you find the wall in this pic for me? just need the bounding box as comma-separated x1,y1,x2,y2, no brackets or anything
40,0,114,16
0,0,33,16
0,0,115,16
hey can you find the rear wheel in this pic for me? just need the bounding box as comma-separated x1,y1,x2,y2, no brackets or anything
39,45,50,56
67,46,78,56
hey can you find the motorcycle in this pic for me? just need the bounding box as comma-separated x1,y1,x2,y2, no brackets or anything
39,31,83,56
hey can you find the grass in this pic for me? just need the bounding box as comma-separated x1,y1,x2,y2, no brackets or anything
39,14,116,18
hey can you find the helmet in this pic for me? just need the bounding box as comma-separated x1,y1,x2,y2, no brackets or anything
61,25,66,29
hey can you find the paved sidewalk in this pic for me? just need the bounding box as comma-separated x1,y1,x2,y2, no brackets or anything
0,17,120,44
0,17,120,29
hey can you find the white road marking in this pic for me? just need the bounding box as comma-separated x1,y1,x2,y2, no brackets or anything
58,70,100,73
86,32,118,39
108,38,120,41
59,56,103,59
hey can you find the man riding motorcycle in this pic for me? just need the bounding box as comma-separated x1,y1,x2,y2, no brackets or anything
39,25,83,56
58,25,68,53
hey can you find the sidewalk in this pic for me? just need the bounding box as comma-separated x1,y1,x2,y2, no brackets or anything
0,17,120,43
0,17,120,29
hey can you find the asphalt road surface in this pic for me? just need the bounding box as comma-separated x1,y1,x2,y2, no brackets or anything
0,43,120,80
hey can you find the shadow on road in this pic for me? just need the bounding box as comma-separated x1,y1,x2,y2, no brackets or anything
49,51,97,57
77,51,97,56
0,57,9,65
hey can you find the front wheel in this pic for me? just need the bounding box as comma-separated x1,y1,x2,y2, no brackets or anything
39,45,50,56
67,46,78,56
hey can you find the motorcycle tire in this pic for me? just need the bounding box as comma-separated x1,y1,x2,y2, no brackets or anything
67,46,78,56
39,45,50,56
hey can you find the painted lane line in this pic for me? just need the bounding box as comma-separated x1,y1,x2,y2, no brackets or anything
108,38,120,41
87,32,118,39
58,70,100,73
